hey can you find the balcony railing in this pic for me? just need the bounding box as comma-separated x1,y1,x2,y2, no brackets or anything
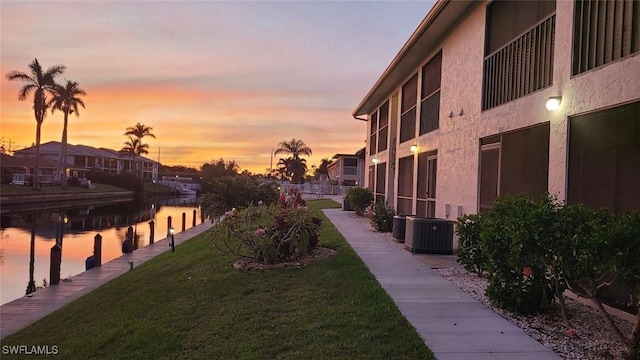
483,15,555,110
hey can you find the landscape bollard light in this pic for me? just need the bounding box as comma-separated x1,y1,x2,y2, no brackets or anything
169,227,175,252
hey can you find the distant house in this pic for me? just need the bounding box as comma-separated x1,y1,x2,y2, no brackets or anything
326,148,365,187
11,141,159,183
1,153,59,185
353,0,640,218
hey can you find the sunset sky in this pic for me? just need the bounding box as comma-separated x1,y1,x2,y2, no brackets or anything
1,0,434,174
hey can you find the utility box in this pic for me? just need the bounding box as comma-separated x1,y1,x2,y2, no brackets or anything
404,217,454,254
392,214,414,243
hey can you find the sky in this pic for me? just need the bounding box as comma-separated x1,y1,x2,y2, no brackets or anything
1,0,435,174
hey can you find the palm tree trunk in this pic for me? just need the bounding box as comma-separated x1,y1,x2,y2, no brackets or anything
60,112,69,185
33,120,42,190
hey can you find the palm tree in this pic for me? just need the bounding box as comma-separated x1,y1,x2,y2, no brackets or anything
124,123,155,178
278,157,294,182
274,138,312,160
49,80,86,185
121,136,140,174
278,156,308,184
314,158,333,179
125,122,156,141
274,139,312,184
5,59,65,189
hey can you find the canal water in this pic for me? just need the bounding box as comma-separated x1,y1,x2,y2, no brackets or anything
0,196,203,305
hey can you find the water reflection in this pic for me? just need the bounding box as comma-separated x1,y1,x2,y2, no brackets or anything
0,195,202,305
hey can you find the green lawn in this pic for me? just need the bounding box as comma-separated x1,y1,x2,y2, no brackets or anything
0,183,126,196
0,182,173,196
1,199,434,360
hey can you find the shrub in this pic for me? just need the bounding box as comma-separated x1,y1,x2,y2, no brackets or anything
209,197,321,264
345,187,373,216
480,194,557,314
468,193,640,355
200,177,279,219
368,200,395,232
613,212,640,353
67,177,80,186
455,213,487,277
1,168,13,184
86,171,144,200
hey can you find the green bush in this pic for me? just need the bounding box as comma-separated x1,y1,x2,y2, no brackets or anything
67,177,81,186
455,213,487,277
466,194,640,354
86,171,144,200
368,200,395,232
210,200,321,264
345,187,373,216
200,176,279,219
481,194,557,314
1,168,13,184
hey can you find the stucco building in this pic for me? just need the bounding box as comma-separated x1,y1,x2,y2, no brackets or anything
326,148,366,187
12,141,159,183
354,0,639,221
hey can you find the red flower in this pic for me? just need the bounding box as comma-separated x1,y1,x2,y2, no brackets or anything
566,328,576,337
522,267,533,277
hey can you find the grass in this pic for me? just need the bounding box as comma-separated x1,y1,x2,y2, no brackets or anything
1,199,434,360
0,183,126,196
0,182,173,196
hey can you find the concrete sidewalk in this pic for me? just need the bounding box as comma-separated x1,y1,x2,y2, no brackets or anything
323,208,560,360
0,221,214,340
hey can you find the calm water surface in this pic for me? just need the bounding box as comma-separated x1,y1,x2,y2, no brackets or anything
0,196,203,305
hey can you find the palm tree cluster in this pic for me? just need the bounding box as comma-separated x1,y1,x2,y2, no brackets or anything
274,138,312,184
5,58,86,188
121,122,155,177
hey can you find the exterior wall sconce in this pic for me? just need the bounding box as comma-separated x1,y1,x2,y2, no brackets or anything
372,157,379,164
546,96,562,111
410,144,418,152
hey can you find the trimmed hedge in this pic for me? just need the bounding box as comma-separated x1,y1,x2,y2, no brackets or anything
456,194,640,356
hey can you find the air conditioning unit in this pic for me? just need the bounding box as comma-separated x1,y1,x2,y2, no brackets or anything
404,216,454,254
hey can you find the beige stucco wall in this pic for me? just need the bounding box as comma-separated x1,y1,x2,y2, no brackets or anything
364,0,640,239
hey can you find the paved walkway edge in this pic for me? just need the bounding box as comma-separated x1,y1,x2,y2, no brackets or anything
0,221,213,340
323,208,560,360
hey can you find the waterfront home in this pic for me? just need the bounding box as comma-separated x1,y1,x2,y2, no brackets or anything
12,141,159,182
1,153,59,185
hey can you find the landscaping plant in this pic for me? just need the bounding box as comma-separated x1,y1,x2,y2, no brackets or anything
209,189,321,264
456,193,640,358
479,194,557,314
455,213,487,277
200,176,279,219
345,187,373,216
368,200,395,232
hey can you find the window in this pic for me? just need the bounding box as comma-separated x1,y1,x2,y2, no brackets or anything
378,101,389,152
417,150,437,217
397,155,414,215
483,1,556,110
369,112,378,155
573,0,640,75
568,101,640,214
343,158,358,167
478,124,550,212
368,165,375,191
400,74,418,143
375,162,387,203
420,52,442,135
370,100,390,155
